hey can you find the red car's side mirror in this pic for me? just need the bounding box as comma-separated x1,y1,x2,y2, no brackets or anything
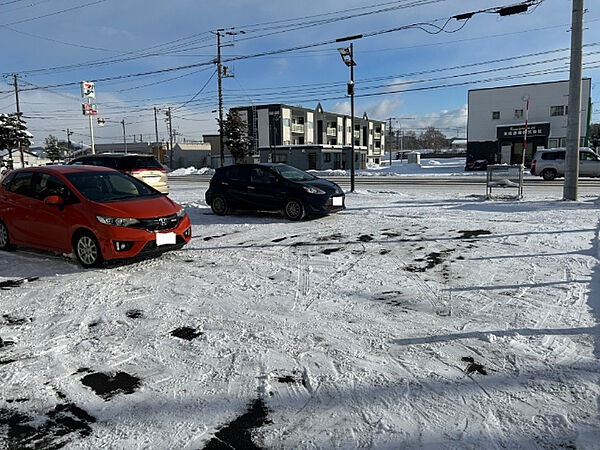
44,195,65,206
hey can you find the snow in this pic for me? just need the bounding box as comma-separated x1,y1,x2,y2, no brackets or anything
0,181,599,448
169,166,215,176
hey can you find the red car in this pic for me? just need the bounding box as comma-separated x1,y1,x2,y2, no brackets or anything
0,166,191,267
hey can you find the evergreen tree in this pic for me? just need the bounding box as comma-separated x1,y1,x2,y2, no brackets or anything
44,135,64,162
0,113,33,168
219,110,252,163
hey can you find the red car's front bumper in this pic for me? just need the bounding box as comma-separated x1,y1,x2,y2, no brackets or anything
95,214,192,261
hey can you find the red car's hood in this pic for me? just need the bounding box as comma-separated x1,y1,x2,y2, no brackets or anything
90,195,181,219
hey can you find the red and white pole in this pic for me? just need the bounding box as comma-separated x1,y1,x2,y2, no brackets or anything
522,97,529,166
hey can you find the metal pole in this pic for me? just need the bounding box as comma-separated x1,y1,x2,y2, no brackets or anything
350,42,355,192
388,118,393,167
154,107,159,143
217,31,225,167
521,97,529,166
563,0,584,201
168,107,174,167
88,98,95,154
121,120,127,154
13,74,24,168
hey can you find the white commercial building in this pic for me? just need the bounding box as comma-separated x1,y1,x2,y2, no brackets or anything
467,79,592,167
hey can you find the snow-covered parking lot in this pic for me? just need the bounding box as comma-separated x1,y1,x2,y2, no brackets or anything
1,181,599,449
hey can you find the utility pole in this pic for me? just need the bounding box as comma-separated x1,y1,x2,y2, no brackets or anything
13,74,24,168
213,29,240,167
121,120,127,154
564,0,584,201
166,107,174,167
154,107,159,143
387,117,394,166
216,30,225,167
65,128,73,158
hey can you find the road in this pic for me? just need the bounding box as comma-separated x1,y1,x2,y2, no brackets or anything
169,174,600,195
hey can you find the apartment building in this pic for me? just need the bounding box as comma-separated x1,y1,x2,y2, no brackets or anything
230,103,386,170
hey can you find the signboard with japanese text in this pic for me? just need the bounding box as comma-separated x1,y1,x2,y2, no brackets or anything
497,123,550,140
82,103,98,116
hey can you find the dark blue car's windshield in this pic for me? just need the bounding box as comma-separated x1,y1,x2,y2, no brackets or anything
270,165,315,182
64,171,160,203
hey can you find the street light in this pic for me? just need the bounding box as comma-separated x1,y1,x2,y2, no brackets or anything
337,34,362,192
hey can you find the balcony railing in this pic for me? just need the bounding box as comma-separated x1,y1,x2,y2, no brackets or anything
353,131,360,138
326,127,337,136
291,124,304,133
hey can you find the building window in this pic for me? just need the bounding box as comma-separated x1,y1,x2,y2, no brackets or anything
550,106,566,116
283,140,291,145
324,153,331,162
283,118,291,126
548,138,560,148
492,111,500,120
514,109,523,119
273,154,287,163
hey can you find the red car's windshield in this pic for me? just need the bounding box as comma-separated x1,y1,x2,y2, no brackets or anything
64,171,160,203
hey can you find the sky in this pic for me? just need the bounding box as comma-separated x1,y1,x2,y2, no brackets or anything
1,0,599,148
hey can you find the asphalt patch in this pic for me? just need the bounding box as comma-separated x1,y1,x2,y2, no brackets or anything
171,326,203,341
125,309,144,319
358,234,374,242
2,314,30,326
405,250,453,272
462,357,488,375
203,398,270,450
80,371,141,400
0,337,15,348
0,277,39,291
456,230,492,239
316,233,344,242
0,403,95,448
321,247,342,255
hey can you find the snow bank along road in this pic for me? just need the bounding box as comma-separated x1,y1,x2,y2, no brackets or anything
1,183,599,448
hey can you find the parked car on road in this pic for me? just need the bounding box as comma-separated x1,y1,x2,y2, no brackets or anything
0,166,191,267
530,147,600,180
68,153,169,194
205,163,345,220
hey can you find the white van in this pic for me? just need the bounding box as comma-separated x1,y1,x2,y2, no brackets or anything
530,148,600,180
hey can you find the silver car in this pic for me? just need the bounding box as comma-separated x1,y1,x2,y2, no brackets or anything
531,148,600,180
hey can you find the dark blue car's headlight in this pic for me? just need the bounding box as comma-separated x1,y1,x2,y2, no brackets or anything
303,186,326,195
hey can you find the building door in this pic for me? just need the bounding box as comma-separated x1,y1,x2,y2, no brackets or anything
334,153,342,169
308,152,317,170
501,145,511,164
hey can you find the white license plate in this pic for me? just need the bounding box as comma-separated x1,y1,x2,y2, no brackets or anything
332,196,343,206
156,232,176,246
145,176,160,183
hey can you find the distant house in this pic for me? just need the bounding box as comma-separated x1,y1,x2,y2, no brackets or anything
1,149,52,169
171,142,211,169
451,139,467,151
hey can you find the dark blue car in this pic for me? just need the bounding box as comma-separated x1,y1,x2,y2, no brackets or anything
205,164,345,220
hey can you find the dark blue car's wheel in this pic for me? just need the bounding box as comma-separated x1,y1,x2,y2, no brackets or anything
211,195,229,216
283,199,305,221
